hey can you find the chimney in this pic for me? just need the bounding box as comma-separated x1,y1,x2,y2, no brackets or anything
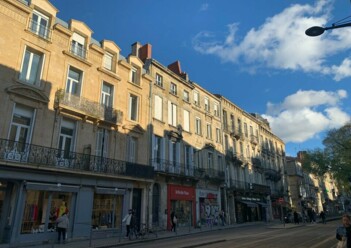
139,43,152,62
131,42,142,57
168,61,182,75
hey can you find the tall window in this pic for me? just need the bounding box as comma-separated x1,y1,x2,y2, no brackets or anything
129,94,139,121
9,105,34,151
194,91,199,106
224,135,229,151
155,73,163,87
101,82,113,107
208,152,213,170
204,98,210,112
153,135,162,164
169,141,179,167
183,90,189,102
154,95,163,121
128,136,137,163
130,67,139,84
238,119,242,133
103,52,114,71
30,10,49,39
58,119,75,159
216,128,221,143
66,66,82,96
170,82,177,95
19,47,44,86
218,155,223,172
223,110,228,131
185,145,192,175
168,101,177,126
230,115,235,132
244,123,248,138
71,33,86,58
214,103,219,117
96,128,109,158
240,142,244,156
206,123,212,139
183,110,190,132
195,117,201,135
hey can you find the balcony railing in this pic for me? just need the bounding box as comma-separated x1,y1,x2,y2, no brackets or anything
55,90,122,124
230,127,244,140
264,168,281,181
28,19,52,40
251,183,271,195
151,159,195,177
225,150,244,166
0,139,154,179
228,179,248,191
70,42,87,59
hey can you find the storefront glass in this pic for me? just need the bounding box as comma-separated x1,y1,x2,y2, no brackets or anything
171,200,192,227
92,194,123,229
21,190,73,234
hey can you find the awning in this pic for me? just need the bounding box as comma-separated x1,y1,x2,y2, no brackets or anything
256,202,269,207
240,201,258,208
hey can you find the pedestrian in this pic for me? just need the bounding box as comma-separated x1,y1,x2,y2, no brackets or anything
56,212,69,244
219,209,225,226
122,209,133,238
336,213,351,248
293,211,299,225
171,210,177,232
320,211,326,224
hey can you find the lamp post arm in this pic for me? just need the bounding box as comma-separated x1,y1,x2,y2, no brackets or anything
324,22,351,31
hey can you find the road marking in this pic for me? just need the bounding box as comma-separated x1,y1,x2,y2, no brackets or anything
309,236,336,248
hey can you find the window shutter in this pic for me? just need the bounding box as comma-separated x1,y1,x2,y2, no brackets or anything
183,110,189,132
155,95,162,120
172,104,177,126
168,101,172,124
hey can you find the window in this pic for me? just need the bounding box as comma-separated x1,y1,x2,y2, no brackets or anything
92,193,122,229
208,152,213,170
204,98,210,112
103,52,114,71
195,117,201,135
185,145,192,175
183,90,189,102
168,101,177,126
30,10,49,39
153,135,163,165
183,110,190,132
19,47,44,85
127,136,137,163
154,95,163,121
170,82,177,95
71,33,86,59
216,128,221,143
58,118,76,159
194,91,199,106
9,105,34,152
155,73,163,87
238,119,242,133
130,66,139,85
66,66,82,96
230,115,235,132
101,82,113,107
214,103,219,117
240,142,244,156
169,141,179,168
218,155,223,172
223,110,228,131
224,135,229,151
96,128,109,158
129,94,139,121
244,123,248,137
206,123,212,139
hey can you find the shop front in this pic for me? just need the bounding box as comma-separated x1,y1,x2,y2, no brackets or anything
167,185,195,230
196,189,221,226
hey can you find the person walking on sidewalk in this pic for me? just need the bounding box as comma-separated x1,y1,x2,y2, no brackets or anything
320,211,326,224
56,212,69,244
171,210,177,232
123,209,133,238
293,211,299,225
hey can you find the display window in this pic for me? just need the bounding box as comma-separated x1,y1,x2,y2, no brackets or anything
21,191,73,234
92,194,123,230
171,200,192,227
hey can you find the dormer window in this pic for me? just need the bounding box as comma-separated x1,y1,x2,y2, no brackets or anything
103,52,114,71
155,73,163,87
30,10,50,40
71,33,86,59
170,82,177,95
130,66,140,85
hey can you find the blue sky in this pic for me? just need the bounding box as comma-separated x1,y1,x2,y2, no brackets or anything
50,0,351,156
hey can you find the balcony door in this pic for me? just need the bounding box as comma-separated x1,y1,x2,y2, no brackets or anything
57,119,75,166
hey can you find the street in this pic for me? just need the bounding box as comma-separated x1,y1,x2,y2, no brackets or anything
122,220,340,248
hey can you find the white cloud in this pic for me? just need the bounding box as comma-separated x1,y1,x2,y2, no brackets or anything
199,3,209,12
262,90,350,143
192,0,351,80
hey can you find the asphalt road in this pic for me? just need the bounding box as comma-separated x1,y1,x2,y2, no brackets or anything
122,220,341,248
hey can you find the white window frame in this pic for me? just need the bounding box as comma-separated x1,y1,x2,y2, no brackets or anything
19,46,44,86
206,123,212,139
183,90,189,102
195,117,201,135
71,33,86,58
130,66,139,85
168,101,177,126
216,128,221,143
170,82,177,95
103,52,114,71
183,109,190,132
58,118,76,160
65,66,82,96
30,10,49,39
101,81,113,107
155,73,163,87
129,94,139,121
128,136,137,163
214,103,219,117
96,128,109,158
204,97,210,112
194,91,199,106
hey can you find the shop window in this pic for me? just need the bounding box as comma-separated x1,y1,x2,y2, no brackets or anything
21,191,73,234
92,194,123,229
171,200,193,227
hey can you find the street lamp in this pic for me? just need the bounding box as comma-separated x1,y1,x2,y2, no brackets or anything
305,22,351,36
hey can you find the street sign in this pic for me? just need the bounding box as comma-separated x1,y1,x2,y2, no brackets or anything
278,198,284,203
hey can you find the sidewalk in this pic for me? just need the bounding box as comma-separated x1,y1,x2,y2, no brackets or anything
0,217,341,248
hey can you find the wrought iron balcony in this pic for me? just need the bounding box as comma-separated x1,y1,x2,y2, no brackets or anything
251,183,271,195
230,127,244,140
55,90,122,124
28,18,52,40
264,168,281,181
0,139,154,179
225,150,244,166
151,159,195,177
70,42,87,59
228,179,248,191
